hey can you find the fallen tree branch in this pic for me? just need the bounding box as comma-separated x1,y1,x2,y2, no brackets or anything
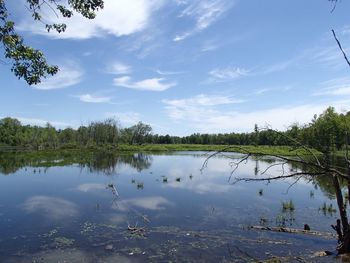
248,225,337,239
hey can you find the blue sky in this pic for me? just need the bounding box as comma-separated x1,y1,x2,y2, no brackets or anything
1,0,350,135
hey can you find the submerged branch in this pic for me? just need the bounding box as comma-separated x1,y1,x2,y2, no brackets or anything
248,225,336,239
232,172,325,184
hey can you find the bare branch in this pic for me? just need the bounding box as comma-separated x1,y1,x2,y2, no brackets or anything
260,161,288,175
231,172,326,184
285,175,303,194
330,0,338,13
332,29,350,68
260,127,322,166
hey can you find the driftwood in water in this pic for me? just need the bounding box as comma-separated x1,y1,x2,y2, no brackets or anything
248,225,336,239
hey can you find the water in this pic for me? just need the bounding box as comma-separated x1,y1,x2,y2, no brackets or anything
0,151,342,262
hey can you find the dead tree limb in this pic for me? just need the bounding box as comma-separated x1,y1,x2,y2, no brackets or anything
248,225,336,239
332,29,350,68
329,0,338,13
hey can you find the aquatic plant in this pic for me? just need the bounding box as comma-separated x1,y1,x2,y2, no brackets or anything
320,202,336,215
276,214,295,227
309,190,314,199
281,200,295,212
54,236,74,248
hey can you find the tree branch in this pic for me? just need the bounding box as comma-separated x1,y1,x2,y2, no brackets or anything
332,29,350,68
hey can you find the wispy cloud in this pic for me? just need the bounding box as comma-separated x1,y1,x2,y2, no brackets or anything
164,94,242,107
22,196,79,221
105,112,141,126
163,94,350,133
311,46,346,69
113,76,176,91
107,62,132,75
2,116,71,128
258,59,296,75
209,66,249,81
114,196,174,211
200,39,221,52
33,61,83,90
315,77,350,96
254,88,271,95
163,94,243,120
77,183,106,192
174,0,235,41
77,94,112,103
18,0,165,39
155,69,185,75
303,30,350,70
253,85,293,96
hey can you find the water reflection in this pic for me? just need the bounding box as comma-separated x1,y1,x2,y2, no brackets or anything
77,183,106,192
0,151,346,262
21,196,79,221
115,196,174,211
0,151,153,175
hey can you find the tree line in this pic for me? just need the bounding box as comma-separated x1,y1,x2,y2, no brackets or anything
0,106,349,151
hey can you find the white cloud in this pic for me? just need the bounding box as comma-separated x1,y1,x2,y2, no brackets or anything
113,76,176,91
163,94,242,107
254,88,271,95
34,62,83,90
155,69,185,75
311,45,346,69
259,59,296,75
163,95,350,133
115,196,174,211
18,0,164,39
200,39,220,52
105,112,141,126
107,62,132,75
317,86,350,96
5,117,71,128
163,94,243,122
78,94,111,103
209,66,249,81
174,0,234,41
315,77,350,96
77,183,106,192
22,196,79,220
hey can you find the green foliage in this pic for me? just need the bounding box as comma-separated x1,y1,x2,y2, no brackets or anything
0,0,104,85
0,106,349,156
319,202,337,215
122,122,152,145
281,200,295,212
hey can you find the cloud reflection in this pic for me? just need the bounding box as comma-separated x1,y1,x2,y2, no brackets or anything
77,183,106,192
22,196,79,220
116,196,173,211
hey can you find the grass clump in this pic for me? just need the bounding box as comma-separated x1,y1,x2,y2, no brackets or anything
320,202,336,215
282,200,295,212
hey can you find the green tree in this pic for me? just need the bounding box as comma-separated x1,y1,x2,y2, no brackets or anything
127,122,152,145
0,0,104,85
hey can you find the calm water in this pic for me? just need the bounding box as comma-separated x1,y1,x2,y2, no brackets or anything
0,151,342,262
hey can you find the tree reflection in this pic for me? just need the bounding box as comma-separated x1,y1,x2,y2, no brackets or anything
0,151,153,175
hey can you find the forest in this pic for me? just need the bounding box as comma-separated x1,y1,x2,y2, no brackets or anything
0,106,349,153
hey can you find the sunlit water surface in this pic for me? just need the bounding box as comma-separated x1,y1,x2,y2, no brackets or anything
0,151,342,262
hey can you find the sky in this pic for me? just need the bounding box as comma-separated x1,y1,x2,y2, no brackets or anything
1,0,350,136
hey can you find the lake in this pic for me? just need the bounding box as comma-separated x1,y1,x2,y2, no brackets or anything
0,151,342,262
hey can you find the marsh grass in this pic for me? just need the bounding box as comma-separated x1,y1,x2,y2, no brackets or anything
282,200,295,212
